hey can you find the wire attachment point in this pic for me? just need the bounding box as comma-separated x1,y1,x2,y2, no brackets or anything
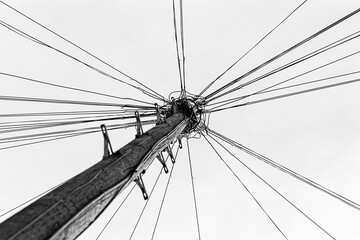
134,170,148,200
155,103,163,125
101,124,113,159
135,111,144,138
156,153,169,174
178,137,183,149
165,146,175,163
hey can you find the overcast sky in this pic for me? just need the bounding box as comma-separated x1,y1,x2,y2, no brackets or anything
1,1,360,239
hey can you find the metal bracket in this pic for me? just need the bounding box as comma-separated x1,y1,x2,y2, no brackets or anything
171,97,178,113
101,124,113,159
134,170,148,200
156,152,169,174
165,146,175,163
154,103,162,125
135,111,143,138
177,137,183,149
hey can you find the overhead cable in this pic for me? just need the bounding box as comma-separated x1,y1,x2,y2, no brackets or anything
151,145,180,240
0,110,131,118
172,0,186,96
129,143,176,239
210,70,360,108
209,47,360,109
180,0,186,95
0,113,156,135
0,0,166,102
0,120,157,150
202,133,288,240
0,112,141,127
208,132,336,240
207,30,360,103
198,0,308,97
172,0,184,93
129,169,163,240
207,128,360,211
0,131,92,151
0,179,69,218
204,7,360,101
208,77,360,113
96,184,137,240
0,95,154,109
0,72,153,105
186,139,201,240
0,19,165,102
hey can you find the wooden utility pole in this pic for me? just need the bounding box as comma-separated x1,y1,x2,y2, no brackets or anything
0,111,188,240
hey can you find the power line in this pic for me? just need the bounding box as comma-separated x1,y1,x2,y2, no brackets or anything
0,131,93,151
0,72,153,105
202,133,288,240
207,128,360,211
0,120,157,151
198,0,308,97
0,179,69,218
96,184,137,240
209,69,360,108
209,46,360,109
204,7,360,101
207,29,360,104
129,143,176,239
129,167,164,239
172,0,186,96
129,178,164,239
0,110,132,118
255,70,360,96
0,0,166,102
207,132,336,240
179,0,186,95
0,95,154,109
0,19,165,102
0,112,132,127
186,139,201,240
151,145,180,240
0,113,156,135
172,0,184,93
0,120,157,144
208,77,360,113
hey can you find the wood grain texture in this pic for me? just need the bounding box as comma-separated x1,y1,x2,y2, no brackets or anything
0,112,188,240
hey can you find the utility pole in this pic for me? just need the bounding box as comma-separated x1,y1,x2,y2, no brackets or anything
0,98,201,240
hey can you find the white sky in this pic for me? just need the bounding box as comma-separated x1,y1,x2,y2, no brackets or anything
0,0,360,239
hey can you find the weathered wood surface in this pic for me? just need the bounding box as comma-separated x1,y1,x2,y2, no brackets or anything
0,112,187,240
